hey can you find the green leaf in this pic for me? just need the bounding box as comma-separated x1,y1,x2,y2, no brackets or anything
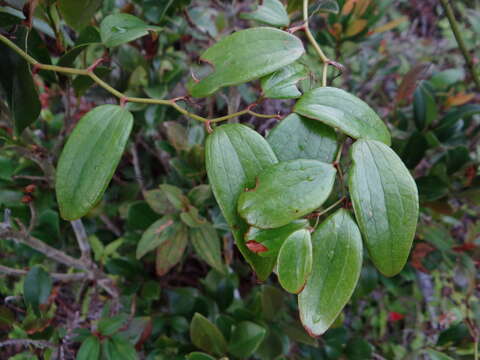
180,206,207,228
186,353,216,360
429,69,464,89
238,159,336,228
100,13,162,47
136,215,177,259
56,105,133,220
434,104,480,142
349,139,418,277
58,0,102,31
413,81,438,130
190,223,225,273
228,321,267,358
205,124,278,280
58,26,100,67
0,7,22,28
345,338,373,360
241,0,290,27
188,27,304,98
188,185,212,208
245,219,309,258
23,266,52,316
423,349,455,360
294,87,391,145
314,0,340,14
261,63,308,99
98,315,128,336
76,336,100,360
159,184,189,211
102,334,138,360
299,209,363,336
143,189,176,215
0,35,41,135
278,229,313,294
155,224,188,276
267,113,337,163
164,121,189,151
190,313,228,356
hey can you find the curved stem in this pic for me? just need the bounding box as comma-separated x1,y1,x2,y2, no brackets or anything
0,33,279,124
303,0,330,86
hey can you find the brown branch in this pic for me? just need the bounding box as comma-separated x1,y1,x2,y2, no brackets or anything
0,339,56,349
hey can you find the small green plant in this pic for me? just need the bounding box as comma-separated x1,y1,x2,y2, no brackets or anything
0,0,419,339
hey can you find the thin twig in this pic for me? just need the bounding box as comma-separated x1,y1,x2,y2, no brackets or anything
0,264,87,282
439,0,480,91
0,339,56,349
131,143,146,193
0,33,280,124
71,219,91,263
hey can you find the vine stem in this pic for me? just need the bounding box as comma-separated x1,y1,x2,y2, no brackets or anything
0,33,280,124
439,0,480,92
303,0,330,87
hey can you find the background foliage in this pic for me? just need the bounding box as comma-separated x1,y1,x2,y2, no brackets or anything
0,0,479,359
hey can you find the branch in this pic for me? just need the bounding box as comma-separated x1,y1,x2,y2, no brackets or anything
439,0,480,91
0,33,280,124
71,219,91,263
0,339,56,349
0,264,87,282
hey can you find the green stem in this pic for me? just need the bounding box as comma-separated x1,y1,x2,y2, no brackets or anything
0,33,279,124
439,0,480,91
303,0,330,86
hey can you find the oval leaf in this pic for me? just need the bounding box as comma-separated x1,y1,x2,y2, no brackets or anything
58,0,102,31
188,27,304,98
294,87,391,145
24,266,52,316
261,63,308,99
100,14,162,47
206,124,278,280
299,209,363,336
277,229,313,294
76,335,101,360
245,219,309,258
241,0,290,27
267,113,338,162
238,159,336,228
56,105,133,220
136,215,176,259
190,223,225,273
349,139,419,276
228,321,267,358
190,313,228,356
155,224,188,276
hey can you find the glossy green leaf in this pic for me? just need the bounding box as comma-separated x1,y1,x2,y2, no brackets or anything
413,81,437,130
190,313,228,356
349,139,418,277
100,14,162,47
24,266,52,316
58,0,102,31
241,0,290,27
155,224,188,276
188,28,304,98
190,223,225,273
56,105,133,220
261,63,308,99
205,124,278,280
267,113,337,163
278,229,313,294
294,87,391,145
299,209,363,336
430,69,464,89
245,219,309,258
228,321,267,358
0,37,41,135
136,215,177,259
238,159,336,228
76,336,100,360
